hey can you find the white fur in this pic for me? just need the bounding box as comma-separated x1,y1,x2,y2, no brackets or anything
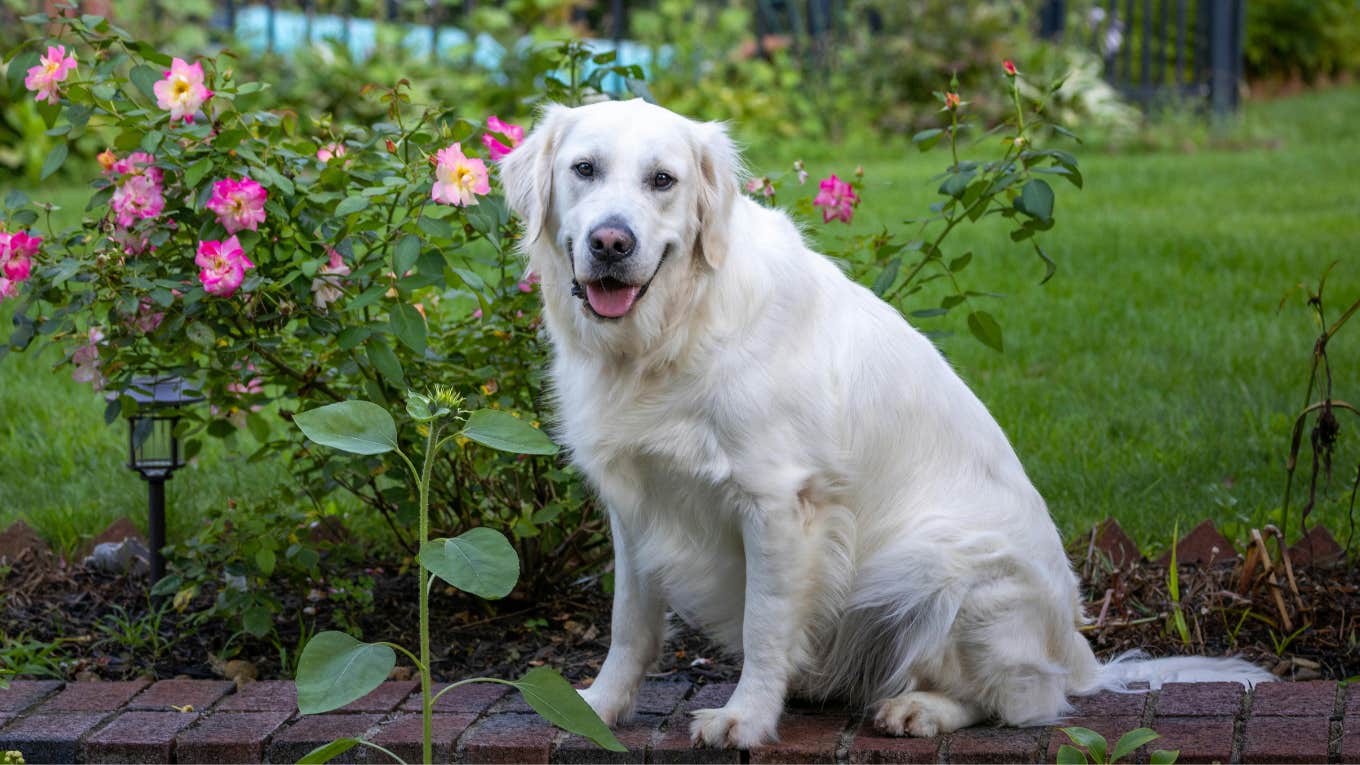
498,100,1274,748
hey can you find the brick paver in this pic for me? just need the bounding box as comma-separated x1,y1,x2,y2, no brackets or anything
0,681,62,713
1154,681,1245,717
554,713,664,764
1250,679,1337,717
125,679,234,712
367,712,477,763
1147,716,1236,764
212,679,296,712
1241,714,1331,763
0,678,1343,763
847,718,939,764
398,682,508,714
749,712,850,763
174,708,294,764
0,712,109,763
266,712,384,764
460,713,560,764
38,680,150,713
81,710,198,764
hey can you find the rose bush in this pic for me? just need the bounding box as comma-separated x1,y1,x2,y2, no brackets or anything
1,16,641,609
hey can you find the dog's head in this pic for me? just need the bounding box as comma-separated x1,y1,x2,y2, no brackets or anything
499,100,739,353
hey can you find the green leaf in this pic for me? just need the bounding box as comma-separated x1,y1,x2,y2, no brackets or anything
949,252,973,272
296,737,361,764
1062,727,1108,763
1014,179,1055,222
511,667,626,752
462,409,557,455
367,337,405,387
183,158,213,189
1148,749,1180,764
293,401,399,456
335,196,370,216
1111,728,1161,762
40,143,68,181
242,605,272,637
389,303,426,355
1033,242,1057,285
1056,744,1091,765
295,631,395,715
186,322,214,347
420,527,520,599
254,546,276,576
938,168,976,199
405,390,450,422
967,310,1004,352
871,257,901,296
337,326,370,350
129,64,161,102
393,235,421,275
912,128,943,151
8,51,39,98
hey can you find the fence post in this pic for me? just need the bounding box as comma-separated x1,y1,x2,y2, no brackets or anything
1039,0,1065,40
1206,0,1243,117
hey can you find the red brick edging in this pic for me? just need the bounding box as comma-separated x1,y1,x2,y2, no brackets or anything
0,678,1350,763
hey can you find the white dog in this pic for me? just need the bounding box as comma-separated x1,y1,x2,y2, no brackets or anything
498,99,1271,748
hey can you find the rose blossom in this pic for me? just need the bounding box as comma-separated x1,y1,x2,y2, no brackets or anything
195,235,254,297
153,58,213,122
71,327,106,390
482,115,524,161
24,45,76,103
311,248,351,310
206,177,268,234
317,142,347,163
0,231,40,282
812,174,860,224
431,143,490,207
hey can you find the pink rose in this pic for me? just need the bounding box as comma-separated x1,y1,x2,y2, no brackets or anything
195,235,255,297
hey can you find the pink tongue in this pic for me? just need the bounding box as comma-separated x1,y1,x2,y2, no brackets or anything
585,281,642,318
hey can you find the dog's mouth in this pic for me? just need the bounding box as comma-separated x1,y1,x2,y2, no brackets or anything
569,243,670,321
583,277,643,318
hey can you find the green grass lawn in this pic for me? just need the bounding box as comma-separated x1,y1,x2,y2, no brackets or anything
751,86,1360,548
2,87,1358,555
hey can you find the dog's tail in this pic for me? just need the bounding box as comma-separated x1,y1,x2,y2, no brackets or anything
1094,650,1275,690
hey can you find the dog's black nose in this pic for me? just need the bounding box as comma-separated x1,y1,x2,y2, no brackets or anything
588,222,636,262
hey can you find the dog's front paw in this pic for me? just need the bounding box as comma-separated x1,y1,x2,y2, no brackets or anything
578,685,628,727
689,704,779,749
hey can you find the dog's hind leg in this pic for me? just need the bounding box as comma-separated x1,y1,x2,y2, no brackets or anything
873,691,984,737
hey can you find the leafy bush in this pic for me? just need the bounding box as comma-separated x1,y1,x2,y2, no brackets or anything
1245,0,1360,83
1,15,626,593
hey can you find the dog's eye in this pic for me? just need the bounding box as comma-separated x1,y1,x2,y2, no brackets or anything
652,172,675,190
573,161,594,179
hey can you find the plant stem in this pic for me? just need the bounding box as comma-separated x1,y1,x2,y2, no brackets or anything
419,423,438,765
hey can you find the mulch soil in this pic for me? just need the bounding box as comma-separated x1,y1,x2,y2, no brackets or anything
2,529,1357,686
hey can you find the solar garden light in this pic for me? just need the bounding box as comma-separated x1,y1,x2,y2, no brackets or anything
107,375,203,585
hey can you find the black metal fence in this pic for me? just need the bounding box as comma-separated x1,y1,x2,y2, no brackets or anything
1040,0,1247,116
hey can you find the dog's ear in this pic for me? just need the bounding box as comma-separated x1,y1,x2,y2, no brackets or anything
499,103,569,245
692,121,740,271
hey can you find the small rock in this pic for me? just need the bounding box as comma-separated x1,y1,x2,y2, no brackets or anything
1288,525,1345,567
210,657,259,690
388,666,415,681
1092,518,1140,569
0,520,51,565
74,669,100,682
83,539,150,575
1155,519,1238,567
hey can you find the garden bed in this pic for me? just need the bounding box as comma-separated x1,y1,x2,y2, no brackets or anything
2,519,1355,686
